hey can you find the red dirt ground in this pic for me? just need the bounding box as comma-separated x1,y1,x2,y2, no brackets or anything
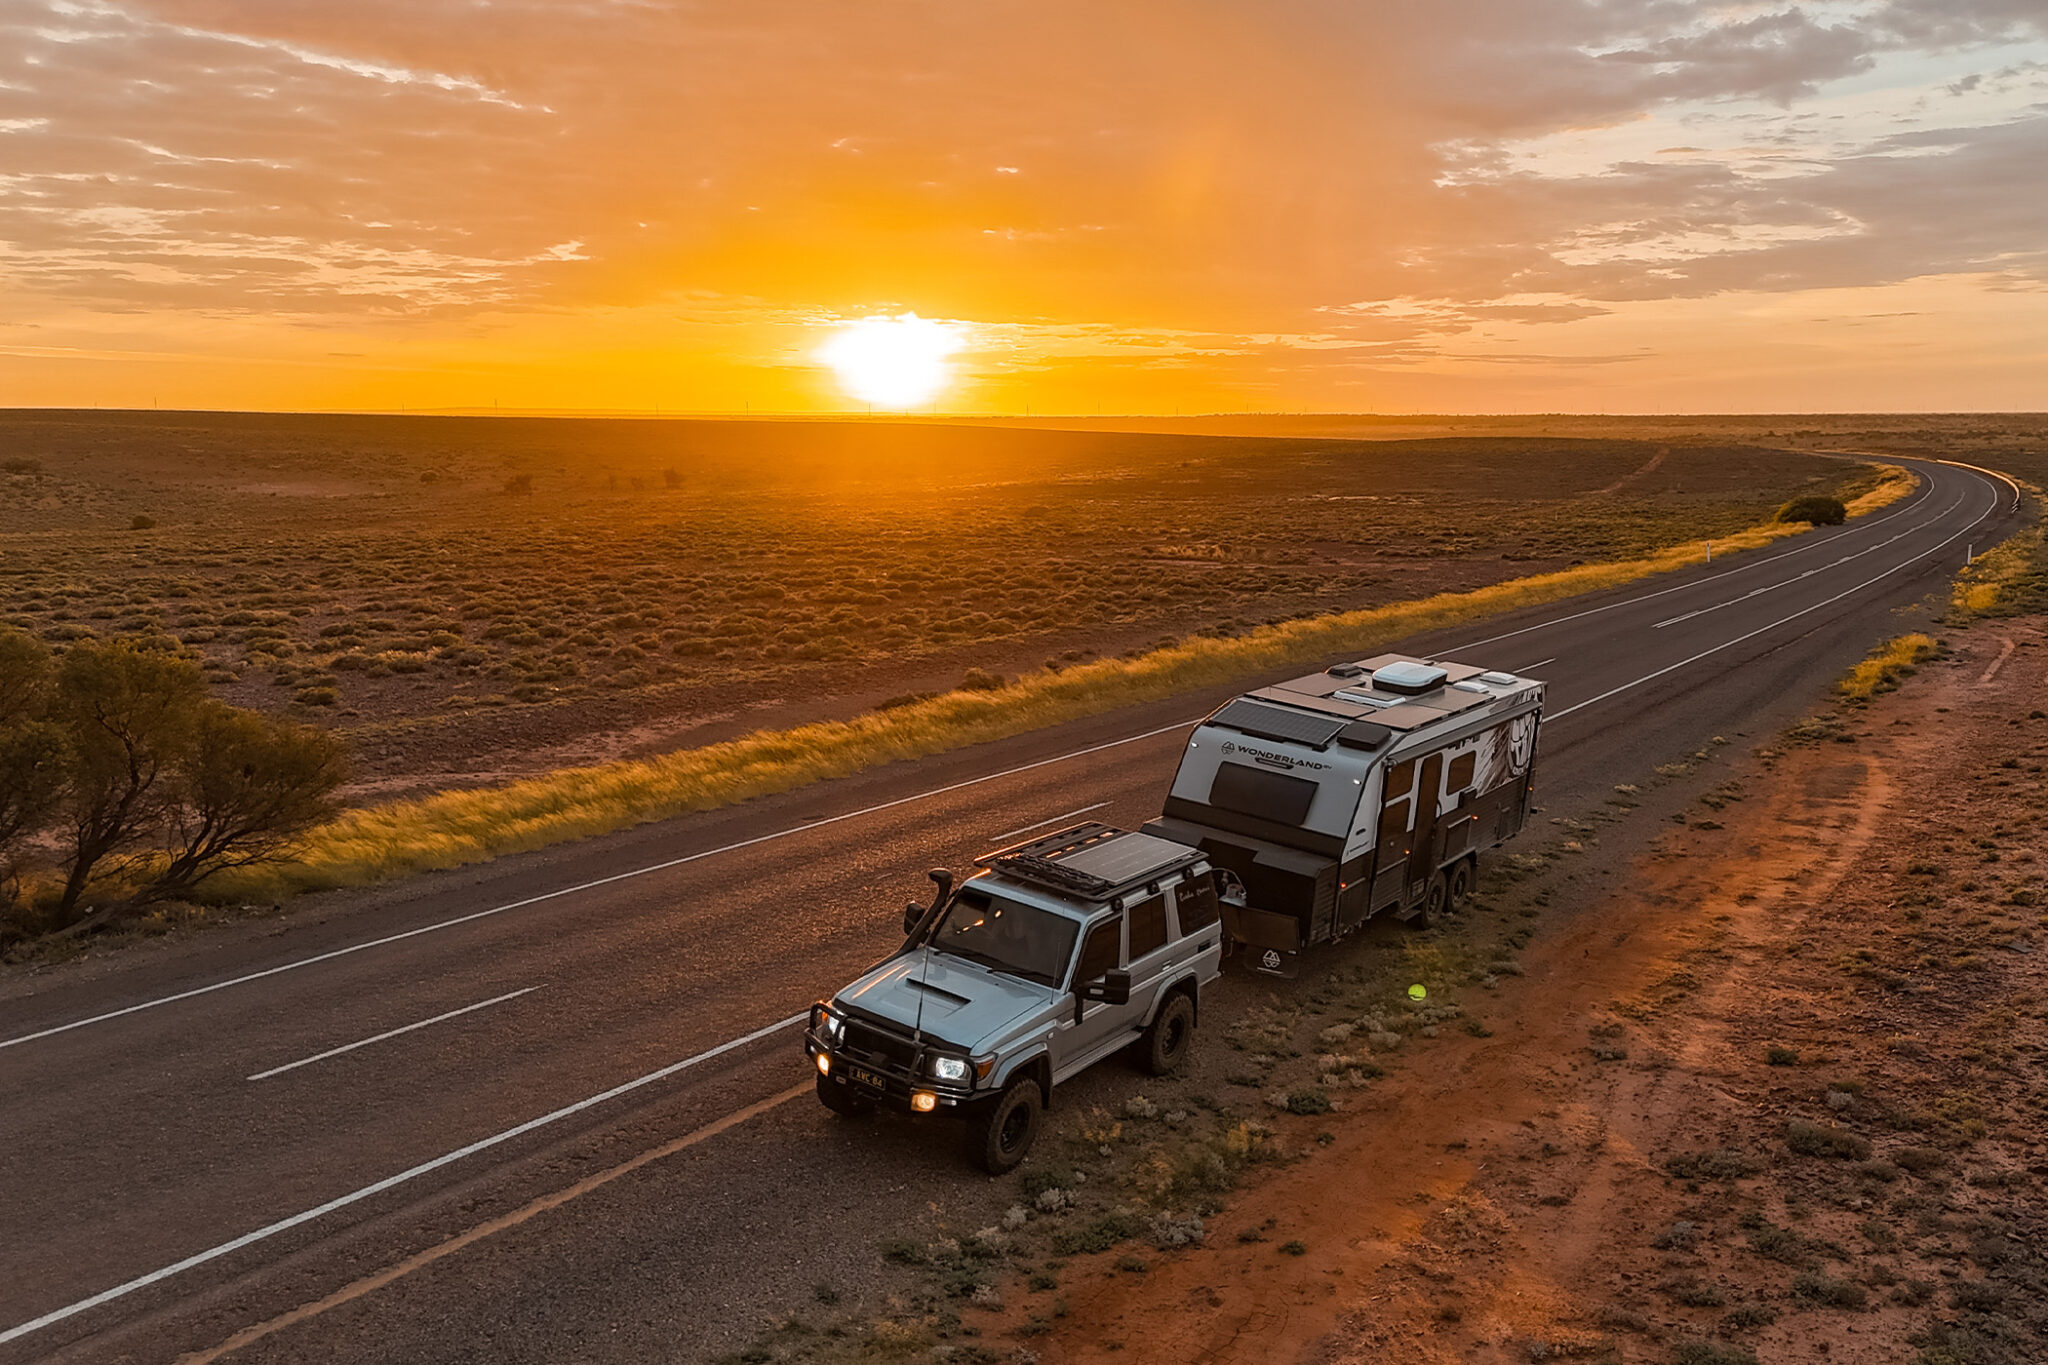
966,620,2048,1365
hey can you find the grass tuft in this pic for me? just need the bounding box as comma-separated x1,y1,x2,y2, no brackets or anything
1837,634,1939,705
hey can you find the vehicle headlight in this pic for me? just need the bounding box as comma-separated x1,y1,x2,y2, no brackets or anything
822,1013,846,1042
930,1055,970,1083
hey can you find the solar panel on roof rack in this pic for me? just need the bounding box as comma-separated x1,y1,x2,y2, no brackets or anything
1210,698,1347,748
984,823,1204,900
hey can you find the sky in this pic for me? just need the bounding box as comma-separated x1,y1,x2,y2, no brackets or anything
1,0,2045,415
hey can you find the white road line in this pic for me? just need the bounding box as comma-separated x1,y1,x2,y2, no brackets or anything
0,721,1199,1053
1518,657,1557,672
1648,488,1963,630
989,802,1112,844
1442,464,1941,656
1939,457,2023,510
0,1011,808,1347
247,988,541,1082
1548,480,1996,724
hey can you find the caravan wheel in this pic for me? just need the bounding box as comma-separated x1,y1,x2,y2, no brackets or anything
1408,871,1449,929
1447,858,1475,908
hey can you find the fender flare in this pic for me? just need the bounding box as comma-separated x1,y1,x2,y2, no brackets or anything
987,1049,1054,1109
1142,974,1202,1029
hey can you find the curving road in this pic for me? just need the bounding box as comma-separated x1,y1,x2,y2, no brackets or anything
0,455,2021,1363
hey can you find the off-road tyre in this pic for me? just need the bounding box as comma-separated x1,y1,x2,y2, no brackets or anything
1140,991,1197,1076
1408,871,1449,929
1447,857,1475,909
967,1077,1044,1174
816,1072,875,1118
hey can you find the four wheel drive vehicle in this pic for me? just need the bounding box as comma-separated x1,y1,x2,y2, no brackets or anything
1143,653,1544,975
804,823,1229,1173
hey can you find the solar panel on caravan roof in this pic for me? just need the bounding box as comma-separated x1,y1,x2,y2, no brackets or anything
1210,698,1347,748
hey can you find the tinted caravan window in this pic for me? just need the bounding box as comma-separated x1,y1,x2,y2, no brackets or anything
1208,761,1317,825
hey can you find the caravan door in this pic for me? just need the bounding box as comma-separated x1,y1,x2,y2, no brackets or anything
1405,753,1444,902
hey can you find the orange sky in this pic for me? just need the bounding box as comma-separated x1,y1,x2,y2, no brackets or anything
1,1,2045,414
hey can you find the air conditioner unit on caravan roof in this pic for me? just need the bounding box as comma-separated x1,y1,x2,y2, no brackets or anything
1371,660,1448,695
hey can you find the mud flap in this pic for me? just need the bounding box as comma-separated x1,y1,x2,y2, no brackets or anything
1223,903,1302,978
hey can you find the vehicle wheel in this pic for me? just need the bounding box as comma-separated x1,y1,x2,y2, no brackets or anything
1447,858,1475,909
1409,872,1448,929
816,1072,875,1118
966,1077,1044,1174
1140,991,1197,1076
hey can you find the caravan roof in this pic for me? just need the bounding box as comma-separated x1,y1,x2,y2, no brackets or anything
1212,653,1542,745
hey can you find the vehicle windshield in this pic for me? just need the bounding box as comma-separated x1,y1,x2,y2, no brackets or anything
927,887,1078,988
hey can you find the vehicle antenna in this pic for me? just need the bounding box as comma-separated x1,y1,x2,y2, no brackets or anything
912,868,953,1062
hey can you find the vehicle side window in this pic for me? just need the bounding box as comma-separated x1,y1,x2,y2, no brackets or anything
1175,874,1220,934
1127,894,1168,958
1075,918,1120,985
1447,752,1476,794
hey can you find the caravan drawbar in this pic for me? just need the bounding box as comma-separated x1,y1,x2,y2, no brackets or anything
1141,653,1543,973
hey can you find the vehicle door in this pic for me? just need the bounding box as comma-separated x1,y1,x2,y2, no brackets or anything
1052,912,1127,1079
1405,752,1444,899
1121,889,1175,1022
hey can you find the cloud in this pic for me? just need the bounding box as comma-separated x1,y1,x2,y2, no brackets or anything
0,0,2042,400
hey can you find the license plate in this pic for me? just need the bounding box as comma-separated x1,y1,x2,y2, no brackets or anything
844,1064,887,1091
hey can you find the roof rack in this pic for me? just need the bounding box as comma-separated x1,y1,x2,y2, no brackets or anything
981,822,1205,902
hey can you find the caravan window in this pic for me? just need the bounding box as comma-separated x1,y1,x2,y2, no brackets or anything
1383,758,1416,801
1208,762,1317,825
1447,753,1476,794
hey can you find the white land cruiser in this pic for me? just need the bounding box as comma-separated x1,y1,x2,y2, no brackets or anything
804,823,1230,1172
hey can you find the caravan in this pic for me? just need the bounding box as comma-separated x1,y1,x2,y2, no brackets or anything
1142,654,1543,973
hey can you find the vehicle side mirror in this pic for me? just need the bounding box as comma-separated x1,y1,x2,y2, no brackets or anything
1080,968,1133,1007
903,902,925,936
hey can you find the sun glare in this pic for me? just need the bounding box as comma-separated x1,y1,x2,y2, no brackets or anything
816,314,963,408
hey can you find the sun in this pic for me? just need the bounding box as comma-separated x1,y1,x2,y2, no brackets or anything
816,314,963,408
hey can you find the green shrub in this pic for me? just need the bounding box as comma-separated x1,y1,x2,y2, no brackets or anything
1665,1148,1761,1182
1675,1343,1760,1365
1893,1146,1947,1174
1776,496,1847,526
1791,1271,1867,1308
1786,1119,1871,1160
1051,1210,1148,1256
129,514,158,531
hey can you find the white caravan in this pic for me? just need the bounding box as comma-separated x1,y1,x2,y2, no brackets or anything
1142,654,1543,974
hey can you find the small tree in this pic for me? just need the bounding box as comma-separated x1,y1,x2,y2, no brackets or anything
0,626,50,721
48,639,205,916
0,631,68,917
143,704,347,905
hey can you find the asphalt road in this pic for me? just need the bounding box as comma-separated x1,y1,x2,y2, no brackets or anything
0,456,2021,1363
